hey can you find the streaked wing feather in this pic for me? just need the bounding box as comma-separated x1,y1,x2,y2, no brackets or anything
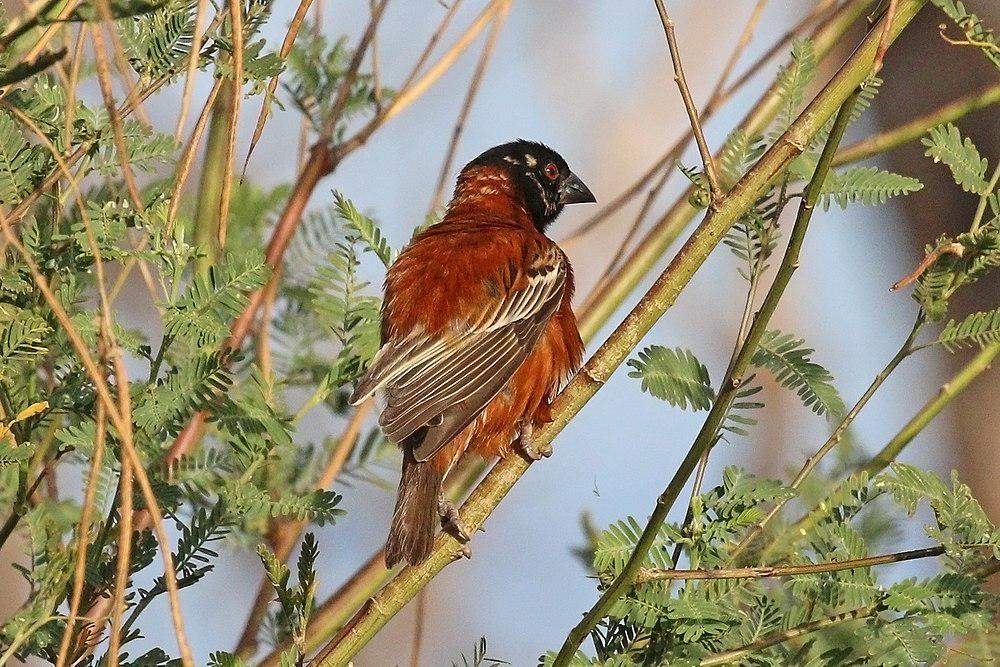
379,250,566,461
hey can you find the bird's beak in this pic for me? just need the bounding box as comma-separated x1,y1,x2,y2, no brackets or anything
558,172,596,205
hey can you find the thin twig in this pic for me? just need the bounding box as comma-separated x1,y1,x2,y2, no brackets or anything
174,0,210,141
217,0,244,248
653,0,722,206
318,0,390,143
106,460,134,667
241,0,315,176
873,0,898,74
90,22,144,211
55,405,107,667
586,0,768,291
699,605,879,666
890,242,965,291
637,545,943,582
410,590,427,667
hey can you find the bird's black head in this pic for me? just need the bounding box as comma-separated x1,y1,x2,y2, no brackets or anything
462,140,596,229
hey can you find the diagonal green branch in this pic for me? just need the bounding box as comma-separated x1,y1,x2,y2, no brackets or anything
307,3,928,665
699,604,880,666
552,68,867,667
862,341,1000,476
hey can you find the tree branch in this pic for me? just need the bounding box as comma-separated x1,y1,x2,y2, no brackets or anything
554,72,867,667
729,311,925,562
652,0,722,206
699,604,879,666
636,545,943,583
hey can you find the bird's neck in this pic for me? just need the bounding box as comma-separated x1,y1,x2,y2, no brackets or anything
445,166,537,229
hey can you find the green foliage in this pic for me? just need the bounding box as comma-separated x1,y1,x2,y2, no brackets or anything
717,129,765,189
817,166,922,210
333,191,395,267
934,307,1000,351
452,637,510,667
0,108,45,209
751,329,845,419
163,254,269,347
284,20,390,140
567,464,994,666
121,0,199,82
723,192,779,281
922,123,990,194
258,533,320,659
627,346,714,411
771,38,816,137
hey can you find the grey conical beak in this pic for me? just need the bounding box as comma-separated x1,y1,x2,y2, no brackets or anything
558,172,596,205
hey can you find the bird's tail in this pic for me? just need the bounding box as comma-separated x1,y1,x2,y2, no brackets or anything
385,450,443,567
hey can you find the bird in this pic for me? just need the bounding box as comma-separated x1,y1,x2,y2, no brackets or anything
350,140,595,567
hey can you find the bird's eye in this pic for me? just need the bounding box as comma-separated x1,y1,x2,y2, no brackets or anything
543,162,559,180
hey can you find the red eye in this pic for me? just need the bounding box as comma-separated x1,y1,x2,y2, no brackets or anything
544,162,559,180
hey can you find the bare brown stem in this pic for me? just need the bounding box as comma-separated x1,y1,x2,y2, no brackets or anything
653,0,722,206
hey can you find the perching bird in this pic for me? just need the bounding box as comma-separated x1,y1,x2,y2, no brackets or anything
349,140,595,567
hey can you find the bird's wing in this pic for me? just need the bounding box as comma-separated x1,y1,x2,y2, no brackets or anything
350,246,566,462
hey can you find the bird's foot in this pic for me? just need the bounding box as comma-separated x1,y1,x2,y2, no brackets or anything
518,422,551,460
439,497,470,542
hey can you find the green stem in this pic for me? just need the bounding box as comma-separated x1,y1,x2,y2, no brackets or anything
862,341,1000,476
637,545,942,583
832,81,1000,167
192,84,235,272
729,311,925,562
553,83,865,667
699,605,879,666
970,160,1000,234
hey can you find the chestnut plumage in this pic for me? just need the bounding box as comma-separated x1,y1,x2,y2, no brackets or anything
350,140,593,566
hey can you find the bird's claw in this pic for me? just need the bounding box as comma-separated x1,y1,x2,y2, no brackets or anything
518,422,552,461
439,498,470,542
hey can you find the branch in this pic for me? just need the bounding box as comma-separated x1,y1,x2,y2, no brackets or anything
769,339,1000,563
653,0,722,206
554,73,867,667
832,81,1000,166
576,0,876,341
729,312,925,561
307,4,927,664
636,545,943,583
862,341,1000,476
699,605,879,666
